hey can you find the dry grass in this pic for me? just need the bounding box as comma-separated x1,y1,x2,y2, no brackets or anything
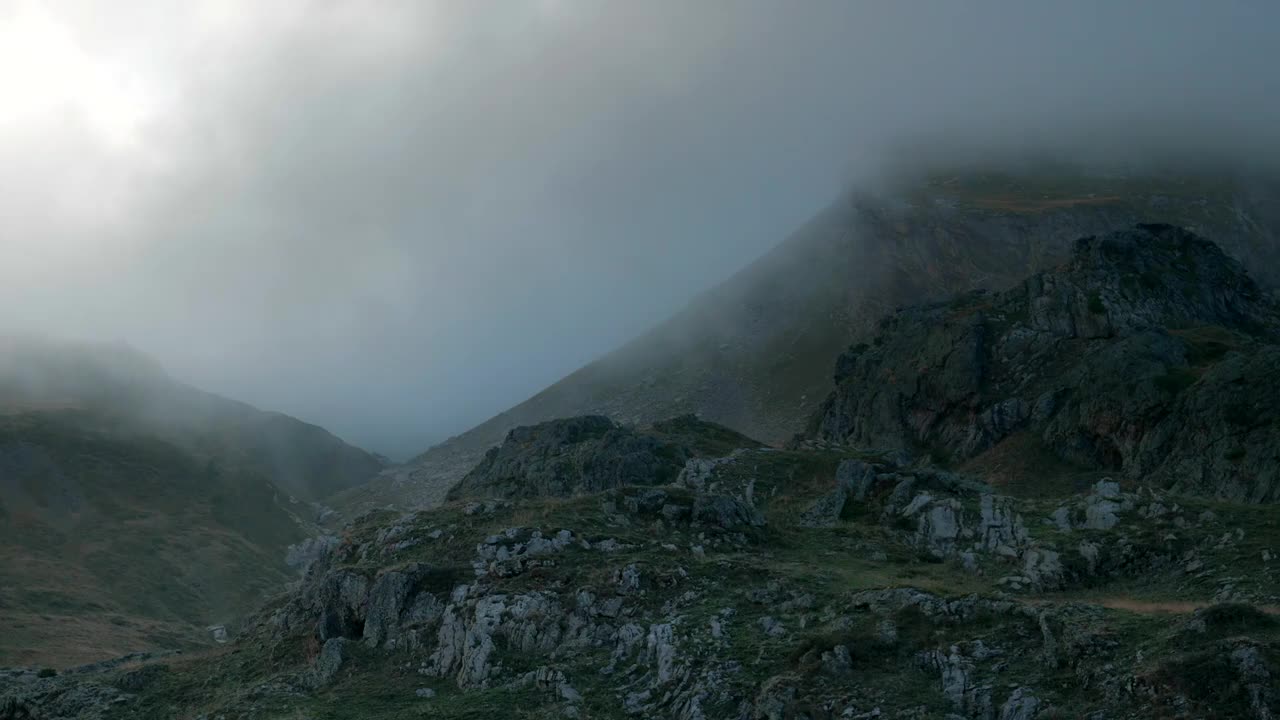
1087,598,1280,616
0,610,203,668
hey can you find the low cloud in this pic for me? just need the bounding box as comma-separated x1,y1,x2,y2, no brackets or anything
2,1,1277,457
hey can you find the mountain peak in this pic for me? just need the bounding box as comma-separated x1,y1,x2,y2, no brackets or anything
809,225,1280,502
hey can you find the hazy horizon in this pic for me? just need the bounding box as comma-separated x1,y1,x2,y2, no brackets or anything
2,1,1279,459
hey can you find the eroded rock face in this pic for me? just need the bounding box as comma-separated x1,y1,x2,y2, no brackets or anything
449,415,758,500
810,225,1280,503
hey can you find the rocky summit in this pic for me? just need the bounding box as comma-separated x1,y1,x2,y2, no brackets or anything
807,224,1280,503
6,226,1279,720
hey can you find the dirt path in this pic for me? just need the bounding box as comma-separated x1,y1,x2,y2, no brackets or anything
1083,598,1280,615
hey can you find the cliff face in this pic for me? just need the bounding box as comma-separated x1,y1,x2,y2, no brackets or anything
368,169,1280,511
809,224,1280,503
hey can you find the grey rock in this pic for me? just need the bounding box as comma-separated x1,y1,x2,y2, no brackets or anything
759,616,786,637
207,625,229,644
692,494,764,530
820,644,853,676
286,534,340,573
451,415,755,500
998,687,1040,720
369,566,445,649
310,638,347,688
809,225,1280,504
916,499,962,557
799,459,877,527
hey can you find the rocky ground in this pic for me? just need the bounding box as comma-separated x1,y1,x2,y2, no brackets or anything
6,444,1275,719
4,227,1279,719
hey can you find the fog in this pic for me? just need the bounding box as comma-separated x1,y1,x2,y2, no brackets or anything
1,1,1277,459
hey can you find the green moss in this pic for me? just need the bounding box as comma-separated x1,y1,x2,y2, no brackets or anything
1088,291,1106,315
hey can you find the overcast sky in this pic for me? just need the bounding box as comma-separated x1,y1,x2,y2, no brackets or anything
1,1,1277,458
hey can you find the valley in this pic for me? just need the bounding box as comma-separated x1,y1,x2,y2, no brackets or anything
4,215,1278,718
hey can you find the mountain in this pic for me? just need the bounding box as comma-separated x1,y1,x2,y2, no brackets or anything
0,337,386,667
14,226,1279,719
341,166,1280,515
0,336,386,501
807,224,1280,503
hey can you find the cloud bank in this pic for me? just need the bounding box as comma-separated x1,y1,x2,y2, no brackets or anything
1,0,1277,457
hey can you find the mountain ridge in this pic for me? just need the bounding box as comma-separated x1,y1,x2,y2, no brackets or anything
18,224,1280,718
341,167,1280,515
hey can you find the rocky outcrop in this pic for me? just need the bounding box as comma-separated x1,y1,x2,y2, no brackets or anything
0,652,179,720
449,415,757,500
798,458,876,527
810,225,1280,503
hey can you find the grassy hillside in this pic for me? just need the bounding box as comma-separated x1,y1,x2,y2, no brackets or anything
0,411,310,667
0,339,384,667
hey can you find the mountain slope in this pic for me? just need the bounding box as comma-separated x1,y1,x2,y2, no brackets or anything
0,338,386,667
358,167,1280,513
0,410,309,667
22,232,1280,717
0,336,386,501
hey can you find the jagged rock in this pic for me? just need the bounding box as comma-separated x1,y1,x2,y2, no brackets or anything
1021,549,1064,590
820,644,853,676
363,563,445,649
610,623,645,667
997,688,1040,720
919,648,993,719
451,415,757,499
799,459,875,527
1083,480,1124,530
310,638,347,687
616,564,642,594
317,570,372,641
978,494,1028,552
692,494,764,530
809,225,1280,504
916,499,962,558
207,625,229,644
286,534,340,573
645,623,678,684
1049,506,1072,532
759,616,786,637
677,455,738,490
1230,644,1277,720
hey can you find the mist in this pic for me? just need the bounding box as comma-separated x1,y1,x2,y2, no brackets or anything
1,1,1278,459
